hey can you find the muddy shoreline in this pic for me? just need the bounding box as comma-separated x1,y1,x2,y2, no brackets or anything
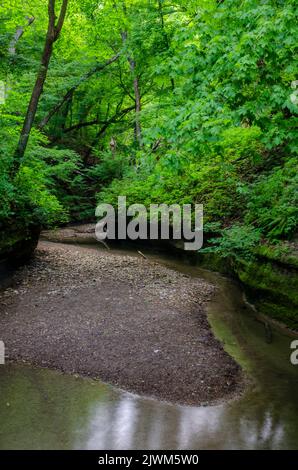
0,239,244,405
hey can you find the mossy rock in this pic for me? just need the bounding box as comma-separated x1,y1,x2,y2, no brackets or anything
234,256,298,330
0,225,40,266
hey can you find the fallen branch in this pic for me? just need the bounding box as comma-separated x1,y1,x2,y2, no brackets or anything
137,250,147,260
98,240,110,250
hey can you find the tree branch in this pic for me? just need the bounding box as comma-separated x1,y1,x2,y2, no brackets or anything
54,0,68,40
63,105,134,134
38,52,121,129
48,0,56,35
12,0,68,175
63,119,100,133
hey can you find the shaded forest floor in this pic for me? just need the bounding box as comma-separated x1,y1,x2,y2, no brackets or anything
0,240,244,405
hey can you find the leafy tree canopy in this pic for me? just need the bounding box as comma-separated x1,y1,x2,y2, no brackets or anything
0,0,297,258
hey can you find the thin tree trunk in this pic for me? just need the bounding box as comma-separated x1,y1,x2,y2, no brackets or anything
9,16,35,56
12,0,68,176
129,57,142,147
60,90,73,132
113,1,142,146
121,31,142,147
6,17,35,105
157,0,174,90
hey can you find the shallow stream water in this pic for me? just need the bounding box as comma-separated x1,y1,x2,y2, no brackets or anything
0,245,297,449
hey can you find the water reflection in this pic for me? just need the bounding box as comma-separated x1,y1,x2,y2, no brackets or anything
78,386,297,450
1,250,298,450
0,362,298,450
84,395,140,450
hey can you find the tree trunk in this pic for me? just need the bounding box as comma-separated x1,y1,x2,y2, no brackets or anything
12,0,68,176
157,0,174,90
130,58,142,147
121,31,143,147
9,16,35,56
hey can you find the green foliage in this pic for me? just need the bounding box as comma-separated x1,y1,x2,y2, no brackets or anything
0,114,70,229
202,224,262,261
98,0,298,253
244,158,298,240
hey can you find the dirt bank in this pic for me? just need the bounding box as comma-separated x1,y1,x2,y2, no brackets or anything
0,240,243,405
